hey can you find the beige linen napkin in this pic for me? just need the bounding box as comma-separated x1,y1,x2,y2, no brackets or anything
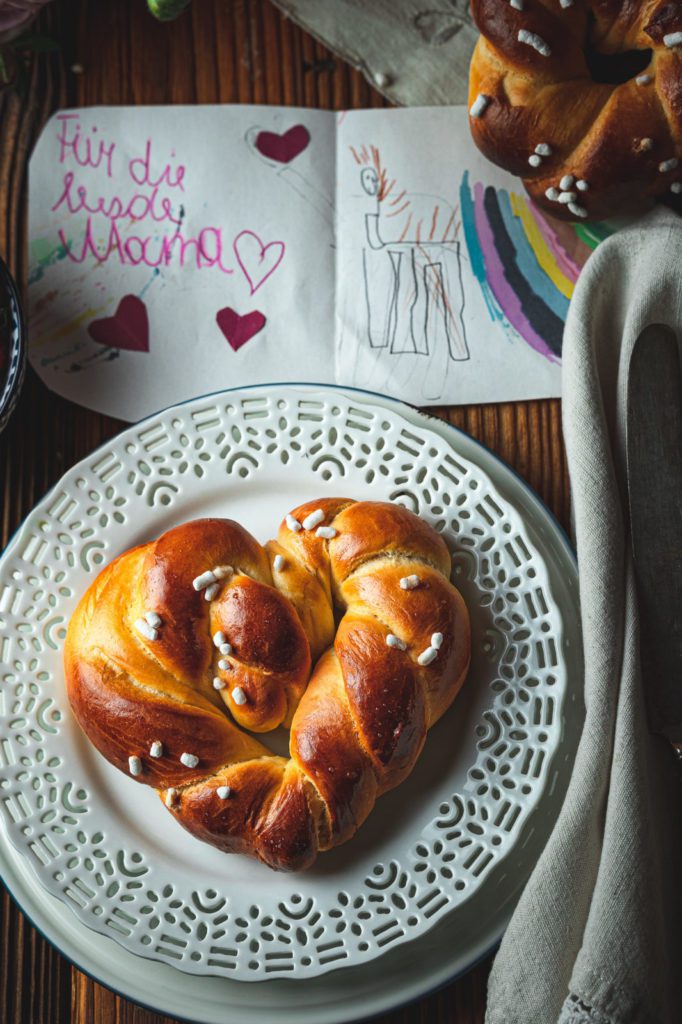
271,0,475,105
486,208,682,1024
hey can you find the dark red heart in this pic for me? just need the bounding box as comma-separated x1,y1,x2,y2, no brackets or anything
255,124,310,164
87,295,149,353
216,307,266,352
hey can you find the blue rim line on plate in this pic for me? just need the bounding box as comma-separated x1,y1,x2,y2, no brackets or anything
0,256,27,434
0,870,500,1024
0,381,577,1023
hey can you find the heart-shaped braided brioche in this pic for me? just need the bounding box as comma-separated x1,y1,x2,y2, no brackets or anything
65,499,471,871
468,0,682,221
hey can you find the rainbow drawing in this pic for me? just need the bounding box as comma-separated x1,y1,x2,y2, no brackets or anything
460,171,612,362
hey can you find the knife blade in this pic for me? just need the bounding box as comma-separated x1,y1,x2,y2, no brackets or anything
626,323,682,750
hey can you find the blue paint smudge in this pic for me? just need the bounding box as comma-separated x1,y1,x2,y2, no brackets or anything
138,268,161,299
496,190,569,322
459,171,501,323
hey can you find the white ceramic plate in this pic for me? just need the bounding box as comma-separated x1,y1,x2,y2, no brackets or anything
0,386,582,1017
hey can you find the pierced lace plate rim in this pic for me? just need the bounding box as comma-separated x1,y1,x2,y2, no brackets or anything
0,383,582,985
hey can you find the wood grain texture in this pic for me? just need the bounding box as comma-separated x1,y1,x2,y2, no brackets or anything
0,0,571,1021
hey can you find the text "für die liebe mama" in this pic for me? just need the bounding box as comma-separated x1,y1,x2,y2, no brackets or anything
52,114,240,274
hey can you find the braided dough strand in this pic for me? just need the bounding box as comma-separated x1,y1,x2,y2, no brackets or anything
468,0,682,220
65,500,470,870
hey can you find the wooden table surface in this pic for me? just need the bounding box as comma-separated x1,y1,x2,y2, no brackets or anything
0,1,569,1021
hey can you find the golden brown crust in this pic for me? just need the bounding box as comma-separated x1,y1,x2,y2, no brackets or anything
334,614,427,785
142,518,270,682
211,575,311,731
290,649,379,846
65,500,471,870
330,501,452,585
469,0,682,220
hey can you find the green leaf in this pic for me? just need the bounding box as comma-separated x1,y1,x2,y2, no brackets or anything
147,0,192,21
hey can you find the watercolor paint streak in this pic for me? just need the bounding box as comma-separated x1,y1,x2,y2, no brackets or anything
35,306,108,354
460,171,502,324
512,196,577,292
479,183,562,360
459,171,612,362
574,222,610,249
498,191,570,323
524,202,581,285
28,239,71,285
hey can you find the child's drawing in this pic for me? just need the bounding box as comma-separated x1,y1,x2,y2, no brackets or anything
351,144,469,400
459,170,612,362
88,294,149,353
246,124,334,226
216,305,266,351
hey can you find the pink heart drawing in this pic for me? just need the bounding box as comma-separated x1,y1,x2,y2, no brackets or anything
87,294,149,352
233,230,285,295
255,124,310,164
216,306,266,352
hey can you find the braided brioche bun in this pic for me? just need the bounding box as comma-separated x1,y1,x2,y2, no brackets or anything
65,499,471,871
468,0,682,221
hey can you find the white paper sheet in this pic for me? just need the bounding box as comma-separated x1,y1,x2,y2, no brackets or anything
336,107,572,405
29,104,604,420
29,105,336,420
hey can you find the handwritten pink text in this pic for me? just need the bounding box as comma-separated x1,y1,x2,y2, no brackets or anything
51,114,245,276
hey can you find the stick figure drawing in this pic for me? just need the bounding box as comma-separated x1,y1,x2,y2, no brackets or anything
351,144,469,399
245,124,334,227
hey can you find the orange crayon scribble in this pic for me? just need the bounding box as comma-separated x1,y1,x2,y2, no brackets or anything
387,201,410,218
429,205,440,240
398,213,413,242
441,208,456,241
